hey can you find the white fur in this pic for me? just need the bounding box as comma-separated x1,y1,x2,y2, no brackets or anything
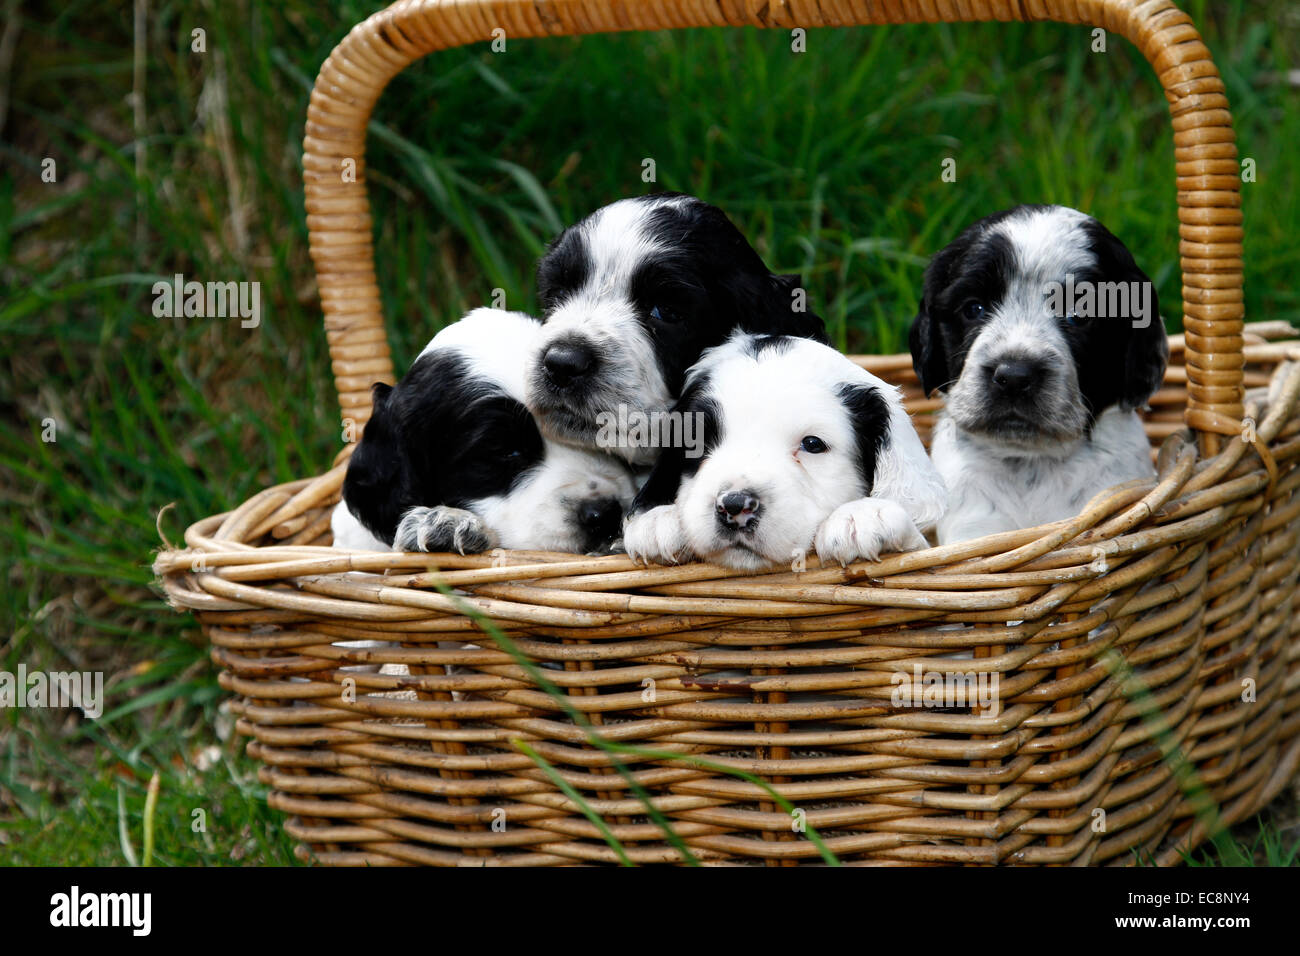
625,333,946,569
529,196,688,464
624,504,692,565
814,498,929,565
419,307,541,399
932,406,1154,543
330,499,389,551
472,441,634,552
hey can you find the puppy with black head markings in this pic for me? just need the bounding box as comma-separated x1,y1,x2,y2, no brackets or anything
624,332,946,570
526,192,828,464
331,308,636,555
909,204,1169,544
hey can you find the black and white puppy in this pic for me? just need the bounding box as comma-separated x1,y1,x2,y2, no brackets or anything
332,308,636,554
909,204,1168,544
624,332,946,569
526,192,828,464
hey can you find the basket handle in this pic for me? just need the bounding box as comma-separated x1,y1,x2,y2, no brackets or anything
305,0,1244,454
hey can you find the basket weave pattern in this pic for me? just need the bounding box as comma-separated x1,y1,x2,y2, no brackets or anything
155,0,1300,865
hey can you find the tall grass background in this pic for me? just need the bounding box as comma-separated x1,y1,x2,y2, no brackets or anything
0,0,1297,864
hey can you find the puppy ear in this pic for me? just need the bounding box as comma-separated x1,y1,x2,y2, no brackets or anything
628,374,721,514
342,382,414,545
839,381,946,532
908,293,948,397
721,271,829,343
536,224,581,312
768,274,830,342
908,232,973,397
629,445,688,515
1084,220,1169,409
1124,310,1169,410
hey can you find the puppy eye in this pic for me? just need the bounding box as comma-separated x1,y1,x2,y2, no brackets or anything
800,436,828,454
960,300,985,322
1064,312,1089,327
650,305,682,324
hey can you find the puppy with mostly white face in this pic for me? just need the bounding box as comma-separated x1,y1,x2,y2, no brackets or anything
624,332,947,570
331,308,636,555
909,204,1168,544
526,192,827,465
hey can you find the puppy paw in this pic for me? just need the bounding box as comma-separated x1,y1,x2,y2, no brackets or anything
623,505,693,565
393,506,497,554
814,497,928,565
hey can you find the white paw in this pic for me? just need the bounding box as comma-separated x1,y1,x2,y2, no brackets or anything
814,497,928,565
623,505,693,565
393,506,497,554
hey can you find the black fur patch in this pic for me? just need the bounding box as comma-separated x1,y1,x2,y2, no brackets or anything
538,193,828,399
628,369,724,515
836,382,892,496
342,349,544,545
536,229,592,312
908,209,1019,396
1076,218,1167,412
741,333,798,358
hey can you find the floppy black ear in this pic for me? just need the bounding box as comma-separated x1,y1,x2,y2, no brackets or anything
629,446,689,515
1084,220,1169,409
756,273,829,342
342,382,417,546
718,270,829,344
535,224,585,312
908,235,965,398
908,294,949,397
628,373,722,514
836,383,892,495
1123,289,1169,410
839,380,948,531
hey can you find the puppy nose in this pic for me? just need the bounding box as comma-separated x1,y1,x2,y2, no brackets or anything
990,361,1040,398
577,497,622,537
543,341,596,386
716,491,761,528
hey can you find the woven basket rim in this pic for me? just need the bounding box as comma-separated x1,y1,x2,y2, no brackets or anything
157,344,1300,597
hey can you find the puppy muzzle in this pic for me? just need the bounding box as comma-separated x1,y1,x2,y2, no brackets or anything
715,489,761,535
576,495,624,552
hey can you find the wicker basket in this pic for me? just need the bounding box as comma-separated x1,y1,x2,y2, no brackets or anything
155,0,1300,866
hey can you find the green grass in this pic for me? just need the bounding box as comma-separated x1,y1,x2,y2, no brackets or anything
1,0,1297,865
